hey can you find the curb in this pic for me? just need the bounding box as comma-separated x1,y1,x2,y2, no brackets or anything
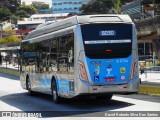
139,85,160,96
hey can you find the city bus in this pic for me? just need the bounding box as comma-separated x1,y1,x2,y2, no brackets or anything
20,14,139,103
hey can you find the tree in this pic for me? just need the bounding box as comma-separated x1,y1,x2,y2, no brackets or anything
16,5,37,18
0,8,11,22
0,0,20,14
114,0,121,13
80,0,115,14
32,1,49,9
0,0,20,22
7,0,21,14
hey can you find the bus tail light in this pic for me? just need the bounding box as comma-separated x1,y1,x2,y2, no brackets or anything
130,49,138,79
106,49,112,53
79,63,88,82
131,60,138,79
132,61,137,77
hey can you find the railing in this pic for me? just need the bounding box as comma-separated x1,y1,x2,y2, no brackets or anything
142,66,160,79
145,66,160,73
138,55,154,61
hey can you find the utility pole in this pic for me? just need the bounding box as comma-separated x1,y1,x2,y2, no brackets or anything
0,23,3,38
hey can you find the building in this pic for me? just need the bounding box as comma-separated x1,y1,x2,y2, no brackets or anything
121,0,160,61
121,0,142,20
121,0,160,20
29,13,72,21
52,0,89,14
16,13,73,38
16,20,45,37
38,9,51,14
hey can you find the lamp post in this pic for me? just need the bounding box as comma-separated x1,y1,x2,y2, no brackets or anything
0,23,3,38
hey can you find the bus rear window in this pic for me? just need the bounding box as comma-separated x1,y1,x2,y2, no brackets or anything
81,23,132,59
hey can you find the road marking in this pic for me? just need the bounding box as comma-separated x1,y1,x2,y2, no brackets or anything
112,96,160,111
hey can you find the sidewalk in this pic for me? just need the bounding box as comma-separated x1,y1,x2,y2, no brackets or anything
139,73,160,96
0,63,19,76
0,62,19,70
140,73,160,86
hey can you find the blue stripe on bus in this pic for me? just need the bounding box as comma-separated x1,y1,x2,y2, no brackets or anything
57,79,70,92
81,80,92,86
40,77,51,88
40,77,70,92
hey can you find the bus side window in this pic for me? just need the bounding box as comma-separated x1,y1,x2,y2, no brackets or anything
67,34,74,72
46,54,49,71
50,39,58,72
40,40,50,72
58,36,68,72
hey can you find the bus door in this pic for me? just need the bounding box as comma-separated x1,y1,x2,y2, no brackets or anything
57,34,74,95
39,53,52,93
67,35,74,92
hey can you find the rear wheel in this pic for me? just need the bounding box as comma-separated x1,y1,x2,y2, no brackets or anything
26,77,34,95
51,80,62,104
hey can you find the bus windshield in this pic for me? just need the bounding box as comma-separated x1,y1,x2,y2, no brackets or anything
81,23,132,59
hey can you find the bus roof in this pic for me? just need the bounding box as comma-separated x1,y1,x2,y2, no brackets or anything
22,14,132,41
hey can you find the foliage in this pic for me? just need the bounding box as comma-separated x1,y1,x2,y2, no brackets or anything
0,36,21,44
16,5,37,18
0,0,20,12
80,0,115,14
114,0,121,13
6,0,21,13
0,67,20,77
0,1,37,22
10,15,19,24
32,1,49,9
156,62,160,66
0,8,11,22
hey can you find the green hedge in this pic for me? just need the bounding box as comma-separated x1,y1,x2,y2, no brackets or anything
0,67,20,76
0,36,21,44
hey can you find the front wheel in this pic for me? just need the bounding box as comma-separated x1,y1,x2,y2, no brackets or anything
26,77,34,95
51,80,62,104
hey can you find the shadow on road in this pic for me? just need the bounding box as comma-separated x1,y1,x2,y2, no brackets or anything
0,72,19,81
1,92,134,117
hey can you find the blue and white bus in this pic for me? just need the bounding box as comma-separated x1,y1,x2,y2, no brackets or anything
20,14,139,103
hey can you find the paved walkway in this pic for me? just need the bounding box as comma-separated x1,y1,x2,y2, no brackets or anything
139,73,160,87
0,62,19,70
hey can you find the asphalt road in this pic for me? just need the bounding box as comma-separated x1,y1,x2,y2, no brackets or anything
0,72,160,119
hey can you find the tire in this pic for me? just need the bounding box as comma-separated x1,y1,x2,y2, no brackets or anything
26,77,34,96
51,80,62,104
96,94,113,100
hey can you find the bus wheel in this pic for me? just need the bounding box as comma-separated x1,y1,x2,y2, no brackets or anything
26,77,34,96
51,80,61,104
96,94,113,100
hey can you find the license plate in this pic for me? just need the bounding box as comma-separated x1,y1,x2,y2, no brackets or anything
105,77,116,82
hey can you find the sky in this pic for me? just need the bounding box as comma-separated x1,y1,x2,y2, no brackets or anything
21,0,52,7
